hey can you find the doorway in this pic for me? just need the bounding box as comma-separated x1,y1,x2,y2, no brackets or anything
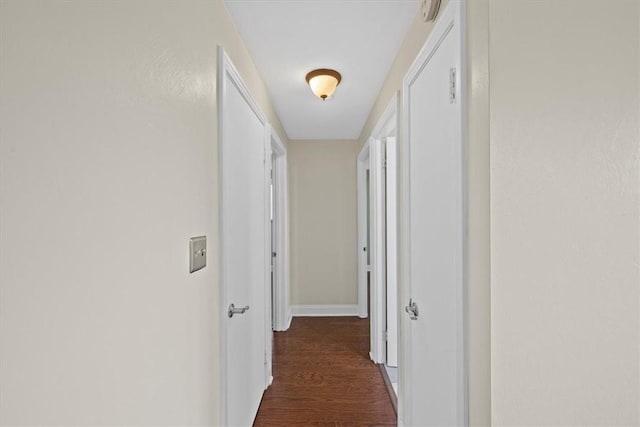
266,126,289,385
357,94,400,391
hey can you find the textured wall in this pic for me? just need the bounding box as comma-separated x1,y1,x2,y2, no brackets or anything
0,1,285,424
288,141,360,306
490,0,639,424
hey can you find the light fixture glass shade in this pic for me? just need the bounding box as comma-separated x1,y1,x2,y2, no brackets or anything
305,69,341,100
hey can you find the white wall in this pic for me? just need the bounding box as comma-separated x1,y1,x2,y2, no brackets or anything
0,1,286,425
490,1,639,425
288,140,360,306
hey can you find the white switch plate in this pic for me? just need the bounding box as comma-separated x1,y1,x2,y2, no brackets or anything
189,236,206,273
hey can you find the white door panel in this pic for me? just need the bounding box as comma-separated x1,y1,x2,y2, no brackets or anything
386,137,398,368
370,137,386,363
219,50,267,427
402,2,465,426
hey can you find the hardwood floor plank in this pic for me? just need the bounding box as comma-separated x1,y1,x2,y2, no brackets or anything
253,317,396,426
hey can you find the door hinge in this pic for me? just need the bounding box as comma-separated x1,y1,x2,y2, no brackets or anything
449,67,457,104
384,330,388,341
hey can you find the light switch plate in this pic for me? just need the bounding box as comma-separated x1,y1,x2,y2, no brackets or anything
189,236,206,273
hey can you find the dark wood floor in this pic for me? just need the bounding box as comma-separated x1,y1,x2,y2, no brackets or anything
253,317,396,427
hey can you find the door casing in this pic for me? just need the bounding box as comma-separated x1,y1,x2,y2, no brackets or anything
269,128,289,334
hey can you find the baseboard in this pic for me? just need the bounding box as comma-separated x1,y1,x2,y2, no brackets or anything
285,309,293,329
291,304,359,317
378,364,398,414
274,308,293,332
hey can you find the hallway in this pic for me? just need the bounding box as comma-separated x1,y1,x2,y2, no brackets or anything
253,317,396,426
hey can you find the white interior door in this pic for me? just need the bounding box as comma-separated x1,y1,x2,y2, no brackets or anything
370,138,386,364
270,157,276,329
401,2,465,426
385,136,398,367
357,146,370,319
219,49,268,427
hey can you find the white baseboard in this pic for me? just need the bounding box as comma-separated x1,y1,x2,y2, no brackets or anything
274,307,292,332
285,309,292,329
291,304,359,317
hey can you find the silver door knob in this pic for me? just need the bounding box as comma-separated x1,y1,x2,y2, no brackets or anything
405,299,419,320
228,303,250,318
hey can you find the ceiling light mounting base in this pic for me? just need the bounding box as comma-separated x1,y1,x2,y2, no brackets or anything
422,0,441,22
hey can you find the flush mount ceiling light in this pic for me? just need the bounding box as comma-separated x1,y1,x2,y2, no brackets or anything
305,68,342,100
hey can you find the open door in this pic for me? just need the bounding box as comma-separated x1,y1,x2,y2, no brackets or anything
357,145,370,319
385,136,398,368
369,137,386,363
400,2,466,426
218,48,269,427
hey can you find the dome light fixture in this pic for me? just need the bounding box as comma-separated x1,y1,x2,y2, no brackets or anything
305,68,342,101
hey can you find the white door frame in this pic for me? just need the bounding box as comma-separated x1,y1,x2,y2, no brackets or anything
357,140,395,364
264,124,288,389
384,135,398,368
217,47,271,425
368,136,386,363
369,94,399,366
358,95,399,364
269,128,289,333
357,143,370,320
399,1,468,425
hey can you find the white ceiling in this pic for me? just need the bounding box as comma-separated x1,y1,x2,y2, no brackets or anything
224,0,419,140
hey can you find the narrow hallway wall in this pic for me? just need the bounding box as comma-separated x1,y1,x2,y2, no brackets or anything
489,1,639,424
0,1,287,425
288,141,360,311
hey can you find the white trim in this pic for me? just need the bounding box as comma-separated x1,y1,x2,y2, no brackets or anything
291,304,360,317
263,124,273,389
357,138,371,163
269,129,290,332
385,136,399,368
460,3,470,424
371,92,399,141
356,140,371,318
369,137,386,364
217,46,269,426
285,309,293,329
368,95,400,366
399,1,467,425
